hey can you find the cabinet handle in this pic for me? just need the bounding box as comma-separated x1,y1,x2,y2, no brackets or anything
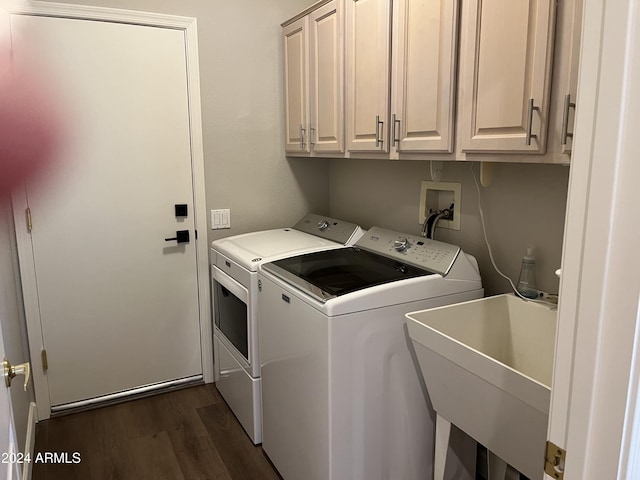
375,115,384,148
526,98,541,146
392,114,400,146
309,125,316,146
299,124,306,149
561,94,576,145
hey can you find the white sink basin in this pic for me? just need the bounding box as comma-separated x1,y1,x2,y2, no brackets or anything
406,294,557,479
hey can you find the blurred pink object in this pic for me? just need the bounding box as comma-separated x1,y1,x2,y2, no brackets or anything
0,39,62,202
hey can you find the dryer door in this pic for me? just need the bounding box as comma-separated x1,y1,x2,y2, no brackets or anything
213,268,249,364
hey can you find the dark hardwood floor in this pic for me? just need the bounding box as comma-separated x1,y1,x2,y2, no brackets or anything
32,384,281,480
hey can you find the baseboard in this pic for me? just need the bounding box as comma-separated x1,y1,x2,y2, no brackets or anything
22,402,37,480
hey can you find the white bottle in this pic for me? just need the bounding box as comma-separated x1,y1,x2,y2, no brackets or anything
517,247,538,299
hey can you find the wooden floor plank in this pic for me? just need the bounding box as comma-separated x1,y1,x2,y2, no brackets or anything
82,406,138,480
163,387,232,480
198,402,281,480
32,384,280,480
31,419,49,479
128,431,185,480
32,413,96,480
167,410,232,480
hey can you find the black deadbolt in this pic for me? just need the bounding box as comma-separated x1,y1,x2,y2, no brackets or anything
175,204,188,217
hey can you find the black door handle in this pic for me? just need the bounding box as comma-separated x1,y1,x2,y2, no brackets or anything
165,230,190,244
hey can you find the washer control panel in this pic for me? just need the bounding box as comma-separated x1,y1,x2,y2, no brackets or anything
293,213,362,245
356,226,461,276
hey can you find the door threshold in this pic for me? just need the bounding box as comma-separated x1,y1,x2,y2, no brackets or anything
49,375,203,417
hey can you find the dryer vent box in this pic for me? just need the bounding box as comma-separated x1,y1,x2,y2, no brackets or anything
419,181,461,231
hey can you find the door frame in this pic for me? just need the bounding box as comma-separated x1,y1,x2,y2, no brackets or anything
547,0,640,478
9,1,212,420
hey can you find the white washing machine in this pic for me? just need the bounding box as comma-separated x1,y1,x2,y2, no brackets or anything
211,213,363,444
258,226,483,480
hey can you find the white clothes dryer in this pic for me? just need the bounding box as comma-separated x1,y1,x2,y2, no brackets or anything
257,226,483,480
211,213,363,444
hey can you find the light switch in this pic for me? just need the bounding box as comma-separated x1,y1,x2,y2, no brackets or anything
211,209,231,229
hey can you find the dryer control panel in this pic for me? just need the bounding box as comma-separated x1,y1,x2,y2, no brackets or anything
293,213,363,245
356,226,461,276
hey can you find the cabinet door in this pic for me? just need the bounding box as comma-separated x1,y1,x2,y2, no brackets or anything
458,0,556,153
345,0,392,153
283,17,310,153
309,0,344,153
559,0,582,154
391,0,459,153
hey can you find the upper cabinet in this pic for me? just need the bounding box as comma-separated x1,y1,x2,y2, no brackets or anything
457,0,556,154
345,0,392,153
283,16,309,154
283,0,583,163
344,0,458,154
390,0,459,154
555,0,583,155
283,0,344,155
309,1,344,153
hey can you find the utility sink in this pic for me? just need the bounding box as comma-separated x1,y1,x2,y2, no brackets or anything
406,294,557,479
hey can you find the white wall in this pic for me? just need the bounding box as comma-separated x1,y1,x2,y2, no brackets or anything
329,159,569,296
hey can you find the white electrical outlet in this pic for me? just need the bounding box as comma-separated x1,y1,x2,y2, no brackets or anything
419,181,461,231
211,209,231,229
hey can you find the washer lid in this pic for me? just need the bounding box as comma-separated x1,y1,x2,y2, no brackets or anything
262,247,434,303
212,228,338,269
211,214,363,269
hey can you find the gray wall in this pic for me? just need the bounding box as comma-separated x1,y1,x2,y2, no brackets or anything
38,0,331,240
329,160,570,296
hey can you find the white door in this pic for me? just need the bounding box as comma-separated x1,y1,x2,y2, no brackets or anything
11,15,203,411
0,306,21,480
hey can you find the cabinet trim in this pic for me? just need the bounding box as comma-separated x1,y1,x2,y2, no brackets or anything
282,0,334,27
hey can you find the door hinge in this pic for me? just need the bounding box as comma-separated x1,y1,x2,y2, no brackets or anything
26,207,32,233
41,349,48,372
544,441,566,479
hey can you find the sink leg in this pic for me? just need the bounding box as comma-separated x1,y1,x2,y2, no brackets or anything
434,414,451,480
487,450,507,480
434,414,478,480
